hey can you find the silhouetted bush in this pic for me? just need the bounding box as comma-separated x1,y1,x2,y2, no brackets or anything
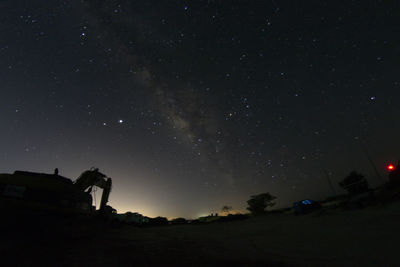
170,217,187,225
148,216,168,226
198,215,221,223
219,214,249,222
339,171,369,196
247,192,276,216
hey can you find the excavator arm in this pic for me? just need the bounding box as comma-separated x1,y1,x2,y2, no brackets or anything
73,168,112,212
99,177,112,211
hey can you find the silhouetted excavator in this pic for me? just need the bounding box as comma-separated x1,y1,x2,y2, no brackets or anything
0,167,113,216
74,168,112,213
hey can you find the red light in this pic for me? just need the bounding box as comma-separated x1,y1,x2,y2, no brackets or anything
387,164,395,171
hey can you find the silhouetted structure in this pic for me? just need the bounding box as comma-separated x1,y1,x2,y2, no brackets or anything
116,212,149,224
293,199,321,215
0,168,113,216
388,161,400,186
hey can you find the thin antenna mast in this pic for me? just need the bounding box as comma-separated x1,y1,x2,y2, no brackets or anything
323,170,336,196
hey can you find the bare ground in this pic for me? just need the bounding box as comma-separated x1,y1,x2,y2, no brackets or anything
2,202,400,266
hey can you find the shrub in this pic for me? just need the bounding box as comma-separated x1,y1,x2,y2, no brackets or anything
246,192,276,215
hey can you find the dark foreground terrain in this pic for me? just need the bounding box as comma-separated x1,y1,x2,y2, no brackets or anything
1,202,400,266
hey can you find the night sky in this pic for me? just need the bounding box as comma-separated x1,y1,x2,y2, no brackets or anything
1,0,400,218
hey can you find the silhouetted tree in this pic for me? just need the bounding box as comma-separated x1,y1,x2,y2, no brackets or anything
339,171,369,195
221,205,232,214
246,193,276,215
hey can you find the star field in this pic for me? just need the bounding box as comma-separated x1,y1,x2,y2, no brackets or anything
1,0,399,218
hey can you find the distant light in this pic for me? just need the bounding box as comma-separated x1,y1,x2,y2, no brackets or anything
118,119,123,124
370,96,376,100
387,164,395,171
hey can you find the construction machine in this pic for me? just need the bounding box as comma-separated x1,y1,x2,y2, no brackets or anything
0,167,113,216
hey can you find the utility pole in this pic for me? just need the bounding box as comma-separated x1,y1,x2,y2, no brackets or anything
323,170,336,197
362,146,385,184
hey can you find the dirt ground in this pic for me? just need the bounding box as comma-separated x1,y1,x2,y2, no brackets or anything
2,202,400,266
